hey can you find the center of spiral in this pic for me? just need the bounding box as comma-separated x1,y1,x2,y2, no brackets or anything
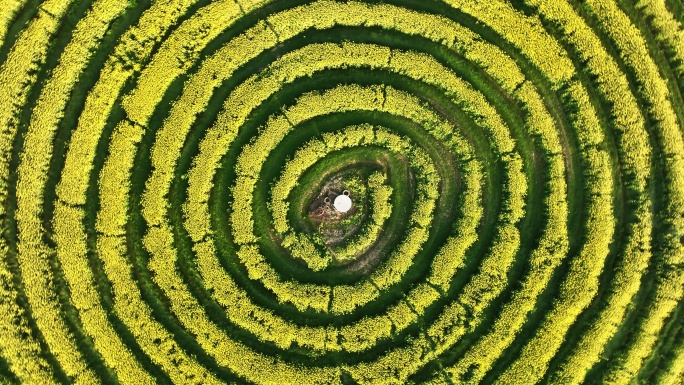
307,173,366,250
333,192,352,213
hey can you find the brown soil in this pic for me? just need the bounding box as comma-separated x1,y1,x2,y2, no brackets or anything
307,175,365,246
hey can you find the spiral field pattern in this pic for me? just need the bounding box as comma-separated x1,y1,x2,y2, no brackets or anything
1,0,683,384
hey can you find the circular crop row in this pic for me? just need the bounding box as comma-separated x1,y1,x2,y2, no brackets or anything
0,0,683,384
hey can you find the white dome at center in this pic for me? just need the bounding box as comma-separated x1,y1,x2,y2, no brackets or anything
333,194,352,213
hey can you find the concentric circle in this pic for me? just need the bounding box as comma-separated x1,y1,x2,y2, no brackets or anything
1,0,683,384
